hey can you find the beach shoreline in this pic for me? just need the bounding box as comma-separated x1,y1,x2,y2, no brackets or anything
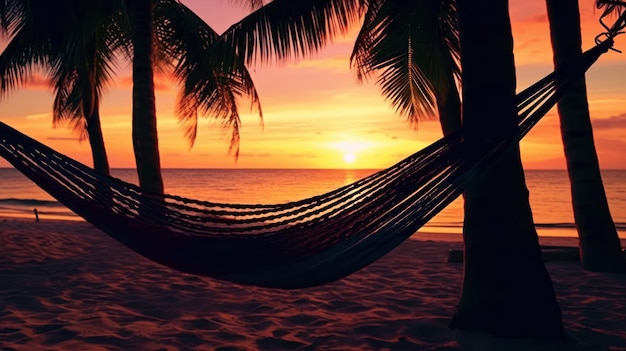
1,217,625,350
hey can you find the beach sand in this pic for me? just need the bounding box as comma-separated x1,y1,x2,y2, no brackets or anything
1,218,625,350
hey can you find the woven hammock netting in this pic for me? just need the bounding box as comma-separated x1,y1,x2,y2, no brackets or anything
0,40,613,289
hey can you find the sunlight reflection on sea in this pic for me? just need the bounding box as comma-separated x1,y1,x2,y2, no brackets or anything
0,168,624,238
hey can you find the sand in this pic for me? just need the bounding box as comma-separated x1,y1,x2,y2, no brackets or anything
1,218,625,351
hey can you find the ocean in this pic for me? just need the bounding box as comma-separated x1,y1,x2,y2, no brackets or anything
0,168,624,238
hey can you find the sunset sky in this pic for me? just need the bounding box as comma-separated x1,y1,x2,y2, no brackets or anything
0,0,625,170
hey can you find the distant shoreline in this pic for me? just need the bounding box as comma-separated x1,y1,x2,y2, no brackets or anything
1,168,624,239
1,166,626,171
3,215,624,244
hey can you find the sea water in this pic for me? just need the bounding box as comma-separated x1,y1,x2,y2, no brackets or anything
0,168,624,238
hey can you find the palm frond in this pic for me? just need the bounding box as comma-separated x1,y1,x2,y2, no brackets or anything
596,0,624,14
596,0,626,37
1,0,128,141
350,0,459,124
40,0,126,136
222,0,362,65
0,28,49,98
156,0,262,158
51,72,86,138
0,0,25,37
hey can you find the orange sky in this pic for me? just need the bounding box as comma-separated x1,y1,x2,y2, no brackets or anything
0,0,625,170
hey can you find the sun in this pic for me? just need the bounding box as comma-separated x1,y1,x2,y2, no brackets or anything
343,153,357,164
332,139,371,167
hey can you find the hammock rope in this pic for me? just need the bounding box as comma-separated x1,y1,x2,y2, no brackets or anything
0,32,618,288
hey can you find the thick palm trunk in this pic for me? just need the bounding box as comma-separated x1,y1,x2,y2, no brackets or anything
130,0,164,194
546,0,625,272
449,0,564,338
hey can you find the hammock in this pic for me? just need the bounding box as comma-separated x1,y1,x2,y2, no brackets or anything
0,38,615,289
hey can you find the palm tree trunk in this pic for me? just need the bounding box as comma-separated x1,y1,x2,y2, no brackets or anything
85,100,110,175
82,42,110,175
129,0,164,194
546,0,625,272
449,0,564,338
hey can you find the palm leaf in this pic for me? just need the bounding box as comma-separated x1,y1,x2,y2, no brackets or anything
596,0,626,36
0,29,49,97
43,1,125,136
0,0,25,37
155,0,262,158
351,0,459,124
221,0,362,65
0,0,127,136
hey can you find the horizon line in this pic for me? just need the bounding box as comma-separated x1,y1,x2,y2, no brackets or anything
1,167,626,171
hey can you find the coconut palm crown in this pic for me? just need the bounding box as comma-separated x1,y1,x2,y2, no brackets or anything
0,0,264,184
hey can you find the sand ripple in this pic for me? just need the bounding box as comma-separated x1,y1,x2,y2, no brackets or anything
1,219,625,350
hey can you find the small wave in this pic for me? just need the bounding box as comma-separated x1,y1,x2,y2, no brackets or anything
536,222,626,231
424,221,464,228
409,221,626,233
614,222,626,231
429,222,583,230
0,198,62,207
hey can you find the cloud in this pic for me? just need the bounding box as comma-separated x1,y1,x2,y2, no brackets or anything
592,114,626,129
19,71,172,93
594,137,626,150
24,74,50,89
592,137,626,169
515,38,543,52
524,14,548,24
239,152,271,158
509,2,548,23
289,152,317,159
116,75,173,91
291,56,350,72
25,113,52,120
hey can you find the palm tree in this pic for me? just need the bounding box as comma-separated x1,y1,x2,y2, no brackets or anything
349,0,623,278
127,0,163,193
124,0,266,194
0,0,262,192
0,0,128,175
546,0,625,272
0,0,163,187
448,0,563,338
223,0,462,132
222,0,565,337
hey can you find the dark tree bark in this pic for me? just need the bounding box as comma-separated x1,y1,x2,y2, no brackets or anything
85,98,110,175
130,0,164,194
546,0,625,273
82,41,110,175
449,0,564,339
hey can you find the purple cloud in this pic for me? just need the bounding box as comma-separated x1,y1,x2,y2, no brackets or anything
592,114,626,129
